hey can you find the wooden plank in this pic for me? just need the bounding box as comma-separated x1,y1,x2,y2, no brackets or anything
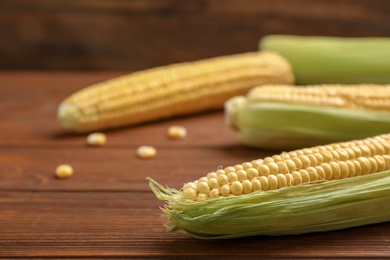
0,0,388,70
1,191,390,258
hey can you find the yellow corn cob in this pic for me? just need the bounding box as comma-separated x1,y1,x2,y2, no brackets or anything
58,52,293,132
149,134,390,239
226,84,390,150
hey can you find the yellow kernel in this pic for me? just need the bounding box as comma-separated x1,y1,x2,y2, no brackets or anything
183,182,197,190
285,159,296,172
276,174,287,188
338,161,349,179
313,153,324,163
86,132,107,146
298,155,311,168
368,157,378,173
257,164,270,176
299,170,310,183
197,182,211,194
206,172,217,179
277,161,288,174
231,181,243,195
360,145,371,157
217,174,229,185
55,164,74,179
250,160,263,168
374,155,386,172
357,157,371,174
320,151,333,163
272,155,283,162
251,179,262,191
136,145,157,159
336,149,349,161
220,184,231,197
351,146,362,158
246,167,259,179
307,154,318,166
383,155,390,169
262,157,274,164
209,188,220,199
306,167,319,182
321,163,333,180
291,171,302,185
302,148,313,154
208,178,220,189
353,160,363,176
224,166,236,174
291,157,303,169
182,187,197,200
196,193,208,202
267,162,279,175
280,152,290,159
236,169,248,180
285,173,294,186
330,150,340,161
288,151,298,157
267,175,278,190
216,169,225,175
259,176,269,191
314,166,326,180
346,161,356,177
380,140,390,154
198,177,208,183
167,125,187,139
329,162,341,179
234,164,244,171
241,162,253,170
227,172,238,182
345,148,355,159
372,141,385,155
242,180,252,194
365,143,376,155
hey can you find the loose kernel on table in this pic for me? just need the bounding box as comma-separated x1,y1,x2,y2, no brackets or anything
55,164,74,179
167,125,187,139
86,132,107,146
136,145,157,159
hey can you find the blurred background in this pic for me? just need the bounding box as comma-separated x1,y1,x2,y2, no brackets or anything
0,0,389,71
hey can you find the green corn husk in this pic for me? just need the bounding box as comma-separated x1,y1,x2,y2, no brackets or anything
260,35,390,85
225,85,390,150
148,170,390,239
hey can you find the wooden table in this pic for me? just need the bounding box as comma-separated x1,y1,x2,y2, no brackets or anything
1,71,390,258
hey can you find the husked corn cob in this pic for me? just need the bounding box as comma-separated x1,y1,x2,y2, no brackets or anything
58,52,293,132
148,134,390,239
225,84,390,150
260,35,390,84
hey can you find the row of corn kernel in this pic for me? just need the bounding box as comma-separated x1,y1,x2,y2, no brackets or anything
183,154,390,202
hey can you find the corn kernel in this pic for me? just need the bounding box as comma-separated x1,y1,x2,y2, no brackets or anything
167,125,187,139
55,164,74,179
136,145,157,159
86,132,107,146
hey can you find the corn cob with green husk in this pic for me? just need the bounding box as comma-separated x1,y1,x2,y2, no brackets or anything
260,35,390,84
58,52,293,132
148,134,390,239
225,84,390,150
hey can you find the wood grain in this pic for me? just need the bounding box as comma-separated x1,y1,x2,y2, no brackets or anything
0,0,389,70
1,191,390,258
2,71,390,258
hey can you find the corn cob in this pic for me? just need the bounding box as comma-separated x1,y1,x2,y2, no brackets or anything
58,52,293,132
260,35,390,84
225,84,390,150
148,134,390,239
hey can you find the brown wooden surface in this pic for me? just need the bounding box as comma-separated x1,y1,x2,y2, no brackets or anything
0,0,389,70
2,72,390,258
